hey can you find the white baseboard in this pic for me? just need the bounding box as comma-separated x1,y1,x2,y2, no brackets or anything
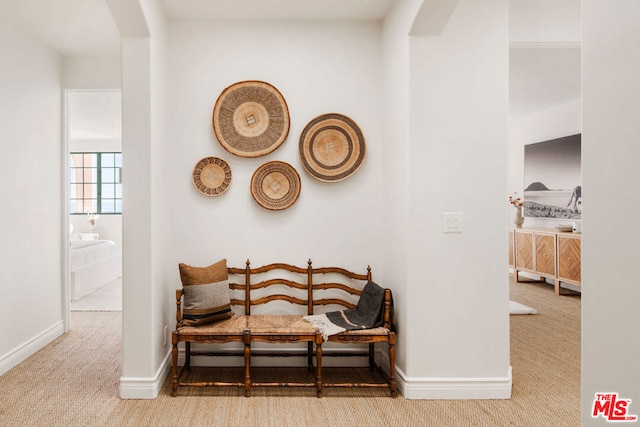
119,349,172,399
396,366,512,399
353,349,511,400
0,321,64,377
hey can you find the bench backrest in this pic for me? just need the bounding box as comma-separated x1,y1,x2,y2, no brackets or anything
176,259,393,330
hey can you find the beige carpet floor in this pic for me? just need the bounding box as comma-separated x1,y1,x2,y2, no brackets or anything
70,278,122,312
0,275,580,426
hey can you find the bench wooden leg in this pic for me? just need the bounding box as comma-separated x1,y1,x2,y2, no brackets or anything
185,341,191,370
369,343,375,371
389,333,397,397
243,330,251,397
315,334,323,398
307,342,313,371
171,334,179,397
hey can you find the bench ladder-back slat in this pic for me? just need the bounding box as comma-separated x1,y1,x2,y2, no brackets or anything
251,263,308,274
313,283,362,296
312,266,369,281
313,282,362,296
251,295,308,306
251,278,307,291
313,298,357,309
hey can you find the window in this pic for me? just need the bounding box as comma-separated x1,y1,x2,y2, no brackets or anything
70,152,122,214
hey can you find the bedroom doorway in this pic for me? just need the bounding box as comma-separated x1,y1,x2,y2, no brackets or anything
65,91,123,322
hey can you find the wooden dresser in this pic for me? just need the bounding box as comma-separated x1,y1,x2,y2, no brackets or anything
508,227,581,295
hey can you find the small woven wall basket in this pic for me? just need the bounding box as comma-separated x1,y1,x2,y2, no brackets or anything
192,157,232,196
212,80,290,158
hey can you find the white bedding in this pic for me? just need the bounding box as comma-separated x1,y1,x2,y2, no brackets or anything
70,240,122,301
70,240,121,270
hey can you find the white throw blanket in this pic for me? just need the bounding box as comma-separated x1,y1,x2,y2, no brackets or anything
302,313,348,340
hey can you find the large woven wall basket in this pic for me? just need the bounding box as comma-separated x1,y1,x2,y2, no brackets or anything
250,161,301,211
299,113,366,182
212,80,290,158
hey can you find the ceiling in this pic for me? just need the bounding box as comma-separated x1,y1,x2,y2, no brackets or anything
161,0,395,22
509,47,581,117
2,0,581,117
1,0,121,56
1,0,394,56
69,92,122,140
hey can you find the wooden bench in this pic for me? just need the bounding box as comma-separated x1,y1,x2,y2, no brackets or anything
171,259,396,397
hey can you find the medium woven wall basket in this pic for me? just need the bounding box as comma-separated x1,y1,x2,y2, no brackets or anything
299,113,366,182
250,161,301,211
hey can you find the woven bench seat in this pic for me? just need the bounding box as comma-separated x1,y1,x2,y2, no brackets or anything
177,315,248,336
247,315,317,335
333,326,391,336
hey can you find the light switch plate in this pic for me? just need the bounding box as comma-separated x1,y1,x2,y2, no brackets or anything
442,212,463,233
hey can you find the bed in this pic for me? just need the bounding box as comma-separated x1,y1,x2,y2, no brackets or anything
70,239,122,301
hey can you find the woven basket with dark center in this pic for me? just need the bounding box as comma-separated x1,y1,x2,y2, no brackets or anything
250,161,301,211
192,157,232,197
299,113,365,182
212,80,290,158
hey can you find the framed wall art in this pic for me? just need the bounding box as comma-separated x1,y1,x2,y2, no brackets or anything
524,134,581,219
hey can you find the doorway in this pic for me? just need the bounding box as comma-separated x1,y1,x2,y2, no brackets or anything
65,91,123,323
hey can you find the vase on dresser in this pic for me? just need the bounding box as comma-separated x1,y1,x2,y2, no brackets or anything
513,206,524,228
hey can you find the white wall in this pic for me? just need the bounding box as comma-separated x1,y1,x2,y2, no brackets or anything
146,0,171,389
381,0,422,382
112,0,172,398
508,99,581,228
161,20,385,277
509,0,581,44
69,139,121,152
62,55,122,90
582,1,640,424
403,0,510,398
120,34,156,387
0,20,63,375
